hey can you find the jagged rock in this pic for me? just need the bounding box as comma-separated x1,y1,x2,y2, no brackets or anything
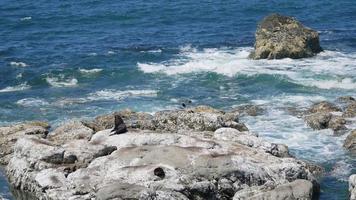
233,105,265,116
344,130,356,152
85,106,248,133
5,128,320,200
343,101,356,118
83,109,154,132
304,112,332,130
337,96,355,104
0,121,49,165
250,13,322,59
350,174,356,200
308,101,341,114
47,121,94,145
233,179,314,200
304,101,347,134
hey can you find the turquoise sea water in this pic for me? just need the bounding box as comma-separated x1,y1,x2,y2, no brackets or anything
0,0,356,199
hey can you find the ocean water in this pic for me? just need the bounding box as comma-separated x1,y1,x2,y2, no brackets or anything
0,0,355,199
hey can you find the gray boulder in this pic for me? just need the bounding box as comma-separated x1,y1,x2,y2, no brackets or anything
250,13,322,59
344,130,356,152
0,121,49,165
343,101,356,118
350,174,356,200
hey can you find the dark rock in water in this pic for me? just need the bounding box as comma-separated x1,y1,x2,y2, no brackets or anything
304,112,332,130
233,105,265,116
250,13,322,59
153,167,165,179
303,99,354,135
308,101,341,114
110,115,127,135
344,130,356,152
342,101,356,118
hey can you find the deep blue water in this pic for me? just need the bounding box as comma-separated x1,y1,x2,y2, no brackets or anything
0,0,356,199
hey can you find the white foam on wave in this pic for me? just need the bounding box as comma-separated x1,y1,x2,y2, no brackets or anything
0,82,31,93
79,68,103,74
329,160,353,181
242,107,346,162
20,16,32,21
16,98,49,107
87,89,158,101
46,77,78,87
138,46,356,90
304,78,356,90
10,61,27,67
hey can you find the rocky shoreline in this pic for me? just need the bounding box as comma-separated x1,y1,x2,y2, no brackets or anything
0,105,326,200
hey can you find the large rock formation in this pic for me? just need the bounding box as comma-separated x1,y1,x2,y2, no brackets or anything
0,106,321,200
250,13,322,59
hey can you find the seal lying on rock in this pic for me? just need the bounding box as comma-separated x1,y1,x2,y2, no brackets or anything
110,115,127,135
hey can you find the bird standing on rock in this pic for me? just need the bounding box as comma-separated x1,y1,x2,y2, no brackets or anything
110,114,127,135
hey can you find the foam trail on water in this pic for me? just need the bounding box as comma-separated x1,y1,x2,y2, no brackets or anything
87,89,158,101
10,61,27,67
79,68,103,74
16,98,49,107
46,77,78,87
0,83,31,93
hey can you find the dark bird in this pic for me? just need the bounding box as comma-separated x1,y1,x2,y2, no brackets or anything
110,114,127,135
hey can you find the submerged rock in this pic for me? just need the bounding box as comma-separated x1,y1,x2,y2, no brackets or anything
1,106,321,200
250,13,322,59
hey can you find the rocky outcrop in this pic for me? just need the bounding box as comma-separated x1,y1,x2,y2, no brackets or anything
344,130,356,152
84,105,248,133
250,13,322,59
233,179,315,200
304,101,348,134
0,106,321,200
350,175,356,200
47,121,94,145
232,105,265,117
343,101,356,118
0,121,49,165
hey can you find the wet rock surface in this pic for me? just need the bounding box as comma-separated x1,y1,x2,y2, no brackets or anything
303,100,354,135
350,174,356,200
344,130,356,152
250,13,322,59
0,106,321,200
